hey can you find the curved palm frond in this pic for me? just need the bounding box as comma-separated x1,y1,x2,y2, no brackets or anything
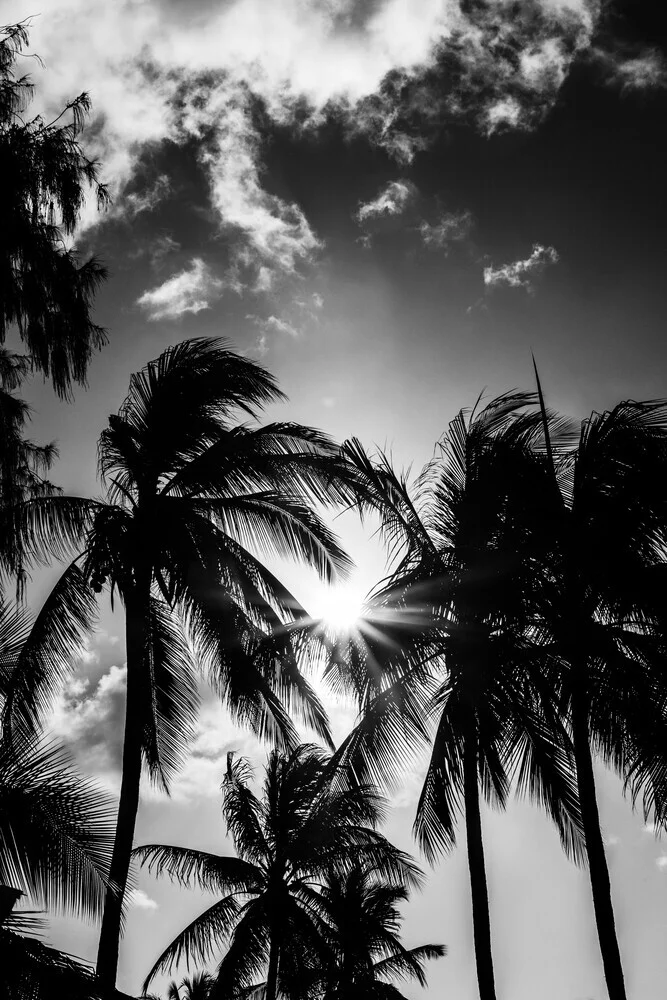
0,738,115,919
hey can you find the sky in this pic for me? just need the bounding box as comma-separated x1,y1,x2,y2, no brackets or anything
4,0,667,996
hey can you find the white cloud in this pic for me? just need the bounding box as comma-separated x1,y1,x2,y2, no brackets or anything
656,856,667,871
10,0,604,287
246,312,300,355
419,209,473,250
356,180,418,223
483,243,559,292
312,292,324,310
155,702,260,803
137,257,224,320
119,174,172,220
50,665,127,782
128,889,159,911
594,48,667,92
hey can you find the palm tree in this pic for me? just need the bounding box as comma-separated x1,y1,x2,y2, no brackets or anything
527,376,667,1000
3,338,359,988
315,863,445,1000
1,906,104,1000
0,599,118,1000
156,973,214,1000
1,21,109,399
0,598,115,921
324,395,584,1000
134,745,421,1000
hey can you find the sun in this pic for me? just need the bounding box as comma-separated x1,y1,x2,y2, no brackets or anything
309,584,366,633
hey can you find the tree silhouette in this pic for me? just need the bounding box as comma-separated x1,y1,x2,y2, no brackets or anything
4,338,359,988
134,745,421,1000
313,863,445,1000
324,395,584,1000
528,376,667,1000
0,21,108,400
0,598,115,920
0,597,118,1000
0,347,59,591
1,904,105,1000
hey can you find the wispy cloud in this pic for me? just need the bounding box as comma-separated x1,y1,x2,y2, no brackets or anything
356,180,418,223
246,312,300,356
137,257,224,320
593,47,667,92
419,209,474,250
656,855,667,871
119,173,172,220
483,243,559,292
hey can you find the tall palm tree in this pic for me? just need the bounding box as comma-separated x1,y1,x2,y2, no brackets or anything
3,338,358,988
528,376,667,1000
1,21,109,399
134,745,421,1000
324,395,584,1000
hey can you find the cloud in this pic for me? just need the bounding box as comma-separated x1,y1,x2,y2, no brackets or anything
50,665,127,781
128,889,159,911
312,292,324,310
149,234,181,270
262,315,299,337
119,174,172,220
156,702,260,803
356,180,418,223
246,312,301,355
483,243,559,292
137,257,224,320
593,48,667,92
11,0,603,289
656,856,667,871
419,209,473,250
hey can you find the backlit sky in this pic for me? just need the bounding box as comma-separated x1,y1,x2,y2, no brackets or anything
5,0,667,996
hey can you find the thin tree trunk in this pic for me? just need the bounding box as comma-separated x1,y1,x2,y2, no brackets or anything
265,918,280,1000
463,727,497,1000
96,586,148,987
571,689,627,1000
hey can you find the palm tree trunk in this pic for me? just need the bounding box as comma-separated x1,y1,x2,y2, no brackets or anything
265,922,280,1000
96,585,148,987
571,689,627,1000
463,728,497,1000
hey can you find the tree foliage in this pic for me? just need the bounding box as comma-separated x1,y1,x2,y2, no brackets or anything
0,21,108,399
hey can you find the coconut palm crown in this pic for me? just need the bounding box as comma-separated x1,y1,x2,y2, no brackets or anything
1,338,361,987
134,745,422,1000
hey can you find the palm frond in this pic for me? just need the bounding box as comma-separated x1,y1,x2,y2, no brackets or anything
0,739,115,919
143,893,244,992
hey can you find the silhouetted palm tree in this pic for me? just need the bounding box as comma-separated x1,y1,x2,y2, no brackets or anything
0,598,118,1000
3,338,358,988
160,973,214,1000
325,395,584,1000
135,745,421,1000
0,598,114,920
317,863,445,1000
1,903,105,1000
528,377,667,1000
1,21,109,399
